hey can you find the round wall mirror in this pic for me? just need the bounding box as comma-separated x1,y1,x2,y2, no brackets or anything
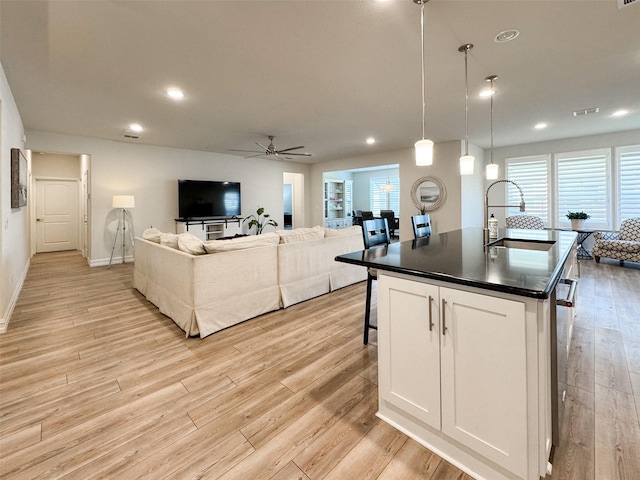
411,176,446,212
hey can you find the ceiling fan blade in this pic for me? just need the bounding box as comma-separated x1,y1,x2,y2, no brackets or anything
281,152,312,156
244,153,267,159
277,146,305,153
229,148,265,153
255,142,270,151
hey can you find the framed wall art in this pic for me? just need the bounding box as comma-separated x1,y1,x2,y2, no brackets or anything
11,148,28,208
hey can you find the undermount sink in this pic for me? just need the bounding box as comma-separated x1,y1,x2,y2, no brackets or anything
488,238,555,251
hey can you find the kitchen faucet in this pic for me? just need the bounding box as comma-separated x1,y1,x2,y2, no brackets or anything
484,179,525,242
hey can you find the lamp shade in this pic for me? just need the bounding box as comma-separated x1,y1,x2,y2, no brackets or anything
459,154,475,175
415,139,434,166
112,195,135,209
485,163,499,180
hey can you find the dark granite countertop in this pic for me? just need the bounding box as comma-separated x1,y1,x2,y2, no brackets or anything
335,227,578,299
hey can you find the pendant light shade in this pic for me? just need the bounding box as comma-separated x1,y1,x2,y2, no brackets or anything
414,0,433,166
486,163,499,180
415,138,434,166
485,75,499,180
458,43,474,175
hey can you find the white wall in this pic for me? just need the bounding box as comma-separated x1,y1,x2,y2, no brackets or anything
25,131,311,266
0,62,28,332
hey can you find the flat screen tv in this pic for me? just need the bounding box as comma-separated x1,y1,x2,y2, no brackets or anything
178,180,241,219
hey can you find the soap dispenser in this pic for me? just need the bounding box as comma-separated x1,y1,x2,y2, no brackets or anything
488,214,498,239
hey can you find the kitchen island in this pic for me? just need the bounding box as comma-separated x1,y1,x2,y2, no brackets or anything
336,227,578,480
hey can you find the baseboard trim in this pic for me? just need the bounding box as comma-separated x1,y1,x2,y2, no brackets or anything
0,258,30,333
90,255,134,267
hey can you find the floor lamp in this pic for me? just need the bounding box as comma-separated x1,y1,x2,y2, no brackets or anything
109,195,135,268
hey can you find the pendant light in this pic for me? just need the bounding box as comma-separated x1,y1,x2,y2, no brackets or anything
458,43,474,175
414,0,434,166
485,75,499,180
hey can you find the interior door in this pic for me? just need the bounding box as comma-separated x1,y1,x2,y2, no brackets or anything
36,179,80,252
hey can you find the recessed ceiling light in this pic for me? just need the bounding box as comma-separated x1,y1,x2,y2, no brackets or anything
366,137,376,145
128,123,144,132
535,122,548,130
611,109,629,117
166,88,184,99
494,29,520,43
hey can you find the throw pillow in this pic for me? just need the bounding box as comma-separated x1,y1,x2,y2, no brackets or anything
324,226,362,237
178,233,206,255
276,226,325,244
204,232,279,253
160,232,180,249
142,227,162,243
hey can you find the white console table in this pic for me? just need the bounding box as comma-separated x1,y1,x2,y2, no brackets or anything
175,218,243,241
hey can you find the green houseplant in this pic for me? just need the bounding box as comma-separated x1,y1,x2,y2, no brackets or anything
243,207,278,234
566,211,590,231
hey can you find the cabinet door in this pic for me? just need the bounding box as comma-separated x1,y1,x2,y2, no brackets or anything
439,287,528,478
378,275,441,429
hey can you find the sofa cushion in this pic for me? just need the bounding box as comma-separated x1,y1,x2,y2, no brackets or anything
276,226,325,244
142,227,162,243
160,232,180,249
324,226,362,237
619,218,640,241
203,232,279,253
178,233,206,255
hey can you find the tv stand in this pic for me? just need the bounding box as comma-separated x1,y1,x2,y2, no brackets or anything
175,217,243,241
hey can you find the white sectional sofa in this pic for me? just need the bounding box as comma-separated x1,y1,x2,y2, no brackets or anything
133,226,366,338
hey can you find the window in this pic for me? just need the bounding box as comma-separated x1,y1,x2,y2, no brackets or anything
506,145,637,230
556,149,609,229
506,155,549,225
370,177,400,215
618,146,640,224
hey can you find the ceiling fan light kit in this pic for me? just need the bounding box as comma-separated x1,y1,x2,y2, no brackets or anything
414,0,434,167
458,43,475,176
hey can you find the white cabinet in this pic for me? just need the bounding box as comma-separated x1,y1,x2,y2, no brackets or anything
378,274,543,480
175,218,242,241
324,180,353,229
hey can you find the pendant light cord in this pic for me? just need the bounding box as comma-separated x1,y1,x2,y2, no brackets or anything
420,2,425,141
464,47,470,155
490,76,494,164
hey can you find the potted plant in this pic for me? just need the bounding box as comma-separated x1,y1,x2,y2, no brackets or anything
566,211,590,231
243,207,278,234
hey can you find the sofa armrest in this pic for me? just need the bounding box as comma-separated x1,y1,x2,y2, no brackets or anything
594,231,619,242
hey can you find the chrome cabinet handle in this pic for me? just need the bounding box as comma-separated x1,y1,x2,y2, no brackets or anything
442,298,447,335
428,295,434,331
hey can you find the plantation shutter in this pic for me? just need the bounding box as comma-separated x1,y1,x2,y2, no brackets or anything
506,156,549,225
556,149,609,229
618,146,640,224
370,177,400,215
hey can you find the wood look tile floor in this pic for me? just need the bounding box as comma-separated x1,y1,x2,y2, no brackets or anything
1,251,639,479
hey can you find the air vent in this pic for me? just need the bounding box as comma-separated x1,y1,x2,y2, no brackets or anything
618,0,638,8
573,107,599,117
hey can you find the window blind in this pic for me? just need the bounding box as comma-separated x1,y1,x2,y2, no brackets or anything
556,150,609,229
618,147,640,223
506,156,549,224
370,177,400,215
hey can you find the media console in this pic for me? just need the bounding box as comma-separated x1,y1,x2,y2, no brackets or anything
175,217,243,241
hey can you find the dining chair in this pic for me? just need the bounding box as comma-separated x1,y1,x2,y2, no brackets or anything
411,214,432,239
361,218,390,344
361,211,375,222
380,210,399,238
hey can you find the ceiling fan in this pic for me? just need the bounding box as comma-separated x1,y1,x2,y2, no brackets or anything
229,136,312,160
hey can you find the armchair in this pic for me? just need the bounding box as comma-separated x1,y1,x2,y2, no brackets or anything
592,218,640,265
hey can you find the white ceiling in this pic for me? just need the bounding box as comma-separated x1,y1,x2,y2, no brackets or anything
1,0,639,164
